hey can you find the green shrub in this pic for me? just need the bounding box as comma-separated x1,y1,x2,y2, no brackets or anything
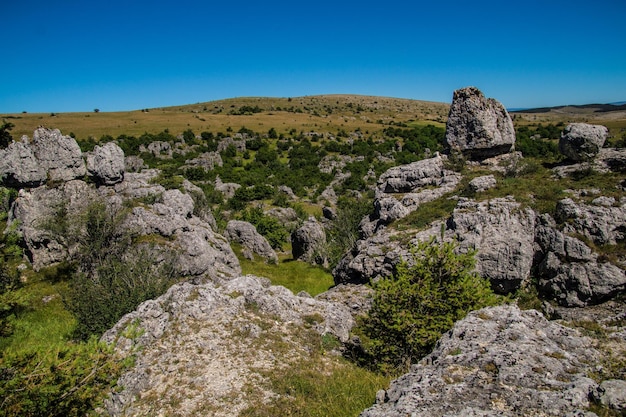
359,237,499,373
0,338,126,417
48,201,178,340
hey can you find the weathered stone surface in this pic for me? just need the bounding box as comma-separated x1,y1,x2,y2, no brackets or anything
555,198,626,245
445,87,516,159
140,141,172,158
468,174,497,192
31,127,86,182
86,142,125,185
124,155,146,173
113,169,165,199
224,220,277,263
361,305,600,417
0,141,46,187
214,176,241,199
8,180,97,270
377,154,457,194
125,203,239,279
291,216,326,264
101,275,355,416
448,197,536,293
559,123,608,162
535,214,626,307
593,379,626,411
185,151,223,171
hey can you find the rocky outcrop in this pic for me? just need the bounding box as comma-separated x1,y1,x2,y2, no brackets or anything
124,189,239,279
291,216,326,265
468,174,497,192
448,197,537,293
185,151,223,171
86,142,125,185
101,275,355,416
214,176,241,199
0,128,87,187
445,86,516,159
335,197,537,294
8,180,97,270
370,154,461,227
0,141,47,187
559,123,608,162
555,197,626,246
224,220,278,263
361,304,600,417
535,214,626,307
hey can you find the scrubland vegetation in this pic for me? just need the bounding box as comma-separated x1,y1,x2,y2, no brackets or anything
1,96,625,416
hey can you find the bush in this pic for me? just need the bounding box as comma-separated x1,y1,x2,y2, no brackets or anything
58,201,177,340
359,237,499,373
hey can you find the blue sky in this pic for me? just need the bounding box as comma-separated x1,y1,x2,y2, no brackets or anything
1,0,625,112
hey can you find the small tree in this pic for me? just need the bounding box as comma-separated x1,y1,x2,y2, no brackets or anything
359,236,499,373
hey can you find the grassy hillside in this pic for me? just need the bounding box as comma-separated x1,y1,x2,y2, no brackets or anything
1,95,449,141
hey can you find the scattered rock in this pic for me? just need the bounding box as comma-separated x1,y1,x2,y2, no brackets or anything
593,379,626,412
185,151,223,171
468,174,497,192
559,123,608,162
124,155,146,173
445,87,516,159
291,216,327,265
555,197,626,245
224,220,278,263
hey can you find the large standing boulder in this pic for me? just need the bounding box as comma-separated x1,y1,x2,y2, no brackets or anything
361,305,600,417
224,220,278,263
31,127,86,182
559,123,608,162
86,142,125,185
445,86,516,159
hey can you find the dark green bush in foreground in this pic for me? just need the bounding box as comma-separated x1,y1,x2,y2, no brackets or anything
359,237,499,373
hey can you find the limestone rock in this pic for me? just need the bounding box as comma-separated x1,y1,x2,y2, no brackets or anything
86,142,125,185
361,304,600,417
31,127,86,182
224,220,278,263
113,169,165,199
291,216,326,265
468,174,497,192
559,123,608,162
535,214,626,307
555,198,626,245
448,197,536,293
8,180,97,270
593,379,626,411
124,155,146,173
185,151,223,171
101,275,355,416
445,86,516,159
215,177,241,199
0,141,46,187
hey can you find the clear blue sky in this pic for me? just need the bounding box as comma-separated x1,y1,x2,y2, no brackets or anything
1,0,625,113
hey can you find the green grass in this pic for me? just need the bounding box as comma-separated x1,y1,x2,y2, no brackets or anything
0,276,75,354
239,250,334,296
241,357,389,417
